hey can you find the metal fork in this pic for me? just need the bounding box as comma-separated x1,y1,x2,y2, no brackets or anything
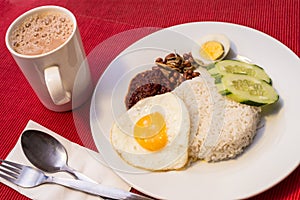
0,159,153,200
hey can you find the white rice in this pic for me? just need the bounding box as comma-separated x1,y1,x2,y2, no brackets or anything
172,70,261,162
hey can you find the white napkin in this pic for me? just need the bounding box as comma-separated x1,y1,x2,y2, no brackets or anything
1,120,130,200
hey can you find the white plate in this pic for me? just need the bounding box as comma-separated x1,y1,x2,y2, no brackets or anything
90,22,300,200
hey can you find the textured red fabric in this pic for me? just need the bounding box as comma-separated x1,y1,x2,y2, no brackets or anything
0,0,299,200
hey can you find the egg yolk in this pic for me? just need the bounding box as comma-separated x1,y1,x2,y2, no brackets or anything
134,112,168,151
200,41,224,61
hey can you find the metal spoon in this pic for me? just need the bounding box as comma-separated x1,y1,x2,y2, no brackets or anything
21,129,98,183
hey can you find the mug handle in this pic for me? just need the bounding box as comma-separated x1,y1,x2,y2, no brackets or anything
44,66,71,105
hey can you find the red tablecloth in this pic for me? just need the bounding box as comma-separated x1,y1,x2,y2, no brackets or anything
0,0,299,199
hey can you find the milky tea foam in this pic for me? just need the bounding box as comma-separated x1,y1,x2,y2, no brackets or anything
9,10,73,55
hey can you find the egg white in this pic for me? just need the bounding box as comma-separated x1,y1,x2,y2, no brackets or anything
110,92,190,171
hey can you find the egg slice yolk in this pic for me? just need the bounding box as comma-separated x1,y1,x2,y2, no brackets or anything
134,112,168,151
200,41,224,61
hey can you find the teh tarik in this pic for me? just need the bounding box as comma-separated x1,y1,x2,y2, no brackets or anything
10,10,74,55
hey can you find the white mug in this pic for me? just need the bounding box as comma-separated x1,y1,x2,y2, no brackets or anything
5,5,92,112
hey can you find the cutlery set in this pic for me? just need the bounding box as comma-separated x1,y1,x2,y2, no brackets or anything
0,130,153,200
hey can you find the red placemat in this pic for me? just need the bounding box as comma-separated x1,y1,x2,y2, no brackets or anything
0,0,299,199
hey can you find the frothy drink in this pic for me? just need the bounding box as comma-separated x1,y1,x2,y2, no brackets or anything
10,11,73,55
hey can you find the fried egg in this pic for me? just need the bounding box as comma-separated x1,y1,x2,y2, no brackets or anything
110,92,190,171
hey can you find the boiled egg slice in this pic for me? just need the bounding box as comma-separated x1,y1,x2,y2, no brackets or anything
192,34,231,66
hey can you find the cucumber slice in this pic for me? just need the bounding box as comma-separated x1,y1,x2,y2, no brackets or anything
217,74,279,106
209,60,272,84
